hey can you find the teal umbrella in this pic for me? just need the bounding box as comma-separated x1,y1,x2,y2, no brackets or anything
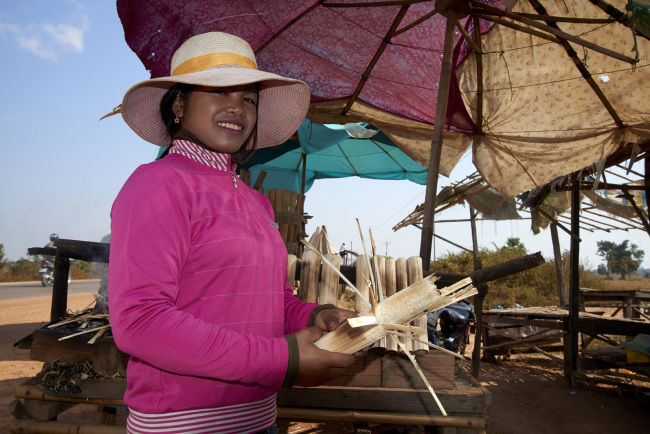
241,120,428,194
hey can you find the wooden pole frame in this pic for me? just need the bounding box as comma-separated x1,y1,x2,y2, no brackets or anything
420,6,459,267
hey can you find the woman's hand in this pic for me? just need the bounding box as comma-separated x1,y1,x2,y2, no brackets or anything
293,326,355,387
314,307,357,332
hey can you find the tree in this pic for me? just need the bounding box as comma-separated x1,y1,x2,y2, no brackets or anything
597,240,645,280
0,244,7,269
596,241,616,278
501,237,527,255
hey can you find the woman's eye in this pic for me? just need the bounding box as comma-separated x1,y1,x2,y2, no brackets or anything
244,97,258,106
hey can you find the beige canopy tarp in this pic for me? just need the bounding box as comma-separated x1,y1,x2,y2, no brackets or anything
307,0,650,200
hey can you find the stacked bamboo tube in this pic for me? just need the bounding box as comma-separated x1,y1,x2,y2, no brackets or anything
293,249,477,355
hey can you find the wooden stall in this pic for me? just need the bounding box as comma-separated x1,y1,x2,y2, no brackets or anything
11,239,493,433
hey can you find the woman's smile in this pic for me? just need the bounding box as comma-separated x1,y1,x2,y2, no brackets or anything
175,84,258,153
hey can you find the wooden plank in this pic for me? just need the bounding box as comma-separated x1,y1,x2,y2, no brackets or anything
323,349,382,388
30,330,129,376
382,351,455,390
277,382,487,414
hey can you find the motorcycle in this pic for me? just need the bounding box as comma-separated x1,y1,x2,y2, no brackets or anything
427,300,475,356
39,260,54,287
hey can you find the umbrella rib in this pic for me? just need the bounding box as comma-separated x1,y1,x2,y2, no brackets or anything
338,144,360,176
393,9,439,37
255,0,325,54
369,139,409,173
342,4,411,115
325,0,430,7
470,0,637,64
526,0,625,129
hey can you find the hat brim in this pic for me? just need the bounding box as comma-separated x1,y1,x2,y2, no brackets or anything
121,65,310,149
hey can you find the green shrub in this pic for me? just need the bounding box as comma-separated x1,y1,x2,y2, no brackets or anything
430,245,606,309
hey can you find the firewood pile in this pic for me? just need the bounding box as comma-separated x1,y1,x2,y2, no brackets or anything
48,306,112,344
25,360,117,394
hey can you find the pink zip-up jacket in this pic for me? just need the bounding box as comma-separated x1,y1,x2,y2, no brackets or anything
108,145,318,415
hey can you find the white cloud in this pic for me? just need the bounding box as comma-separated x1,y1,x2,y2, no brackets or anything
0,9,89,61
42,22,85,52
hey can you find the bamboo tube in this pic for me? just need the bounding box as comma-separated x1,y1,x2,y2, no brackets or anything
407,257,428,353
384,257,398,351
276,406,487,428
375,255,387,347
287,254,298,293
299,250,320,303
319,253,340,306
395,257,408,350
315,275,476,354
355,255,371,312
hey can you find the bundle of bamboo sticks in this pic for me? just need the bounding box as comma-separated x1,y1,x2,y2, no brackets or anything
314,275,477,354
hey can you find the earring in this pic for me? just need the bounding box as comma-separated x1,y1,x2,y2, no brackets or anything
174,115,180,124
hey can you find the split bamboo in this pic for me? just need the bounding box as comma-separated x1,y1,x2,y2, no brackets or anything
319,253,340,306
315,275,477,355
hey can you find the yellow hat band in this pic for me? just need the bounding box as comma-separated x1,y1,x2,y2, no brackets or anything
172,52,257,76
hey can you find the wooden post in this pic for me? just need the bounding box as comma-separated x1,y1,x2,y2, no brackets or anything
565,190,581,379
320,253,341,306
50,252,70,323
385,257,398,351
419,6,459,266
299,250,320,304
407,256,427,353
550,223,568,306
469,207,486,379
646,156,649,217
356,255,371,313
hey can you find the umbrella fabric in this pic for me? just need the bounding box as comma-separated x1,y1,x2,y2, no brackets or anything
457,0,650,198
117,0,650,200
241,120,429,193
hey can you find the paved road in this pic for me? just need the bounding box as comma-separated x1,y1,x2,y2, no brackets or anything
0,280,100,301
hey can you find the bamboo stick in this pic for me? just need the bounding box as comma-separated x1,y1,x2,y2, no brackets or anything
315,275,476,354
389,335,447,416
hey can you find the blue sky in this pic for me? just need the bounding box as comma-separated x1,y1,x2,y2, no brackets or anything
0,0,646,275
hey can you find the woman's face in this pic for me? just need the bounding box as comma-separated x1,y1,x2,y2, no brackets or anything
174,84,258,153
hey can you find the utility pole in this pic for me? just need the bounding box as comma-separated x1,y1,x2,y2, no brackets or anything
384,237,389,256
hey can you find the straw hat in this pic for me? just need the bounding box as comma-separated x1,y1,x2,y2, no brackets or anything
120,32,311,148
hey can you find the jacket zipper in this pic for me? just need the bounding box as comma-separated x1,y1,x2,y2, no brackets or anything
230,169,238,189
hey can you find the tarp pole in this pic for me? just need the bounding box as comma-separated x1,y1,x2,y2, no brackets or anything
419,6,459,267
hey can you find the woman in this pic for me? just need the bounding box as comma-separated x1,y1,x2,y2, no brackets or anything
109,32,357,434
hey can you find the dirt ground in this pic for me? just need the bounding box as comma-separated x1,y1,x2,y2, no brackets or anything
1,292,649,433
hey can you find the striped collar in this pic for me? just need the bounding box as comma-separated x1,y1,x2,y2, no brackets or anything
169,139,232,172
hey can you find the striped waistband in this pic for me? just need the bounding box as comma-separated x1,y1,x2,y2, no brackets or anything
126,394,277,434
